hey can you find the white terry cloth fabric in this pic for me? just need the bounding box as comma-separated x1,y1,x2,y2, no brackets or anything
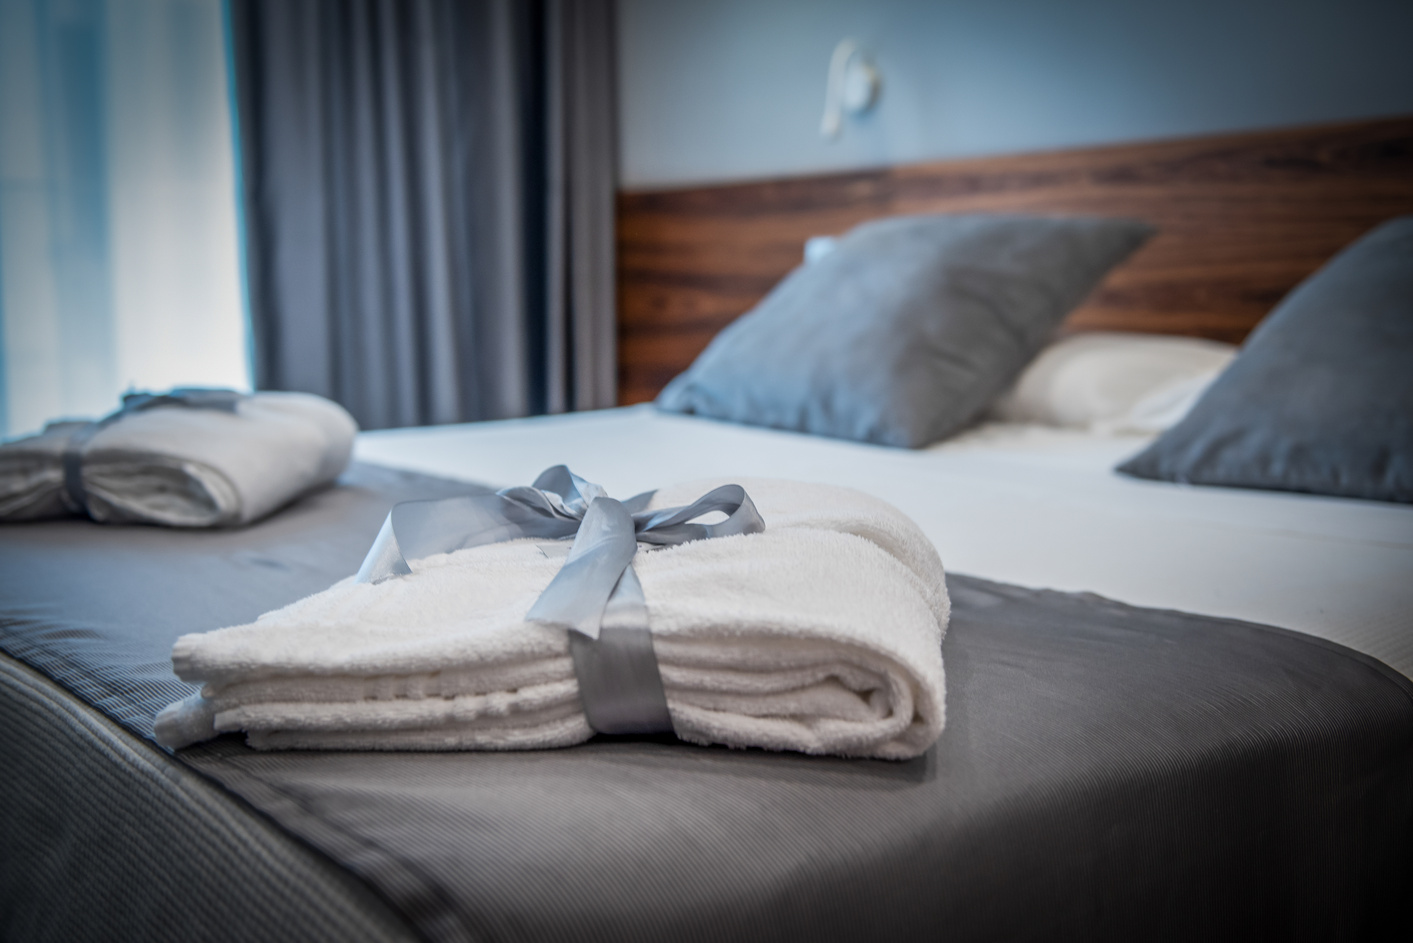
0,392,357,527
155,479,949,760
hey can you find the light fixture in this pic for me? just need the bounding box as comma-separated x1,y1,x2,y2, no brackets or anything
820,39,881,141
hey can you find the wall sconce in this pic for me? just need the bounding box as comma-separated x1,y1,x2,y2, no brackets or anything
820,39,881,141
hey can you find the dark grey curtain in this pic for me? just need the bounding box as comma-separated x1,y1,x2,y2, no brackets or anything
230,0,617,430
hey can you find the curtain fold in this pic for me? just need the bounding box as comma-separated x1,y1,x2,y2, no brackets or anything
230,0,617,430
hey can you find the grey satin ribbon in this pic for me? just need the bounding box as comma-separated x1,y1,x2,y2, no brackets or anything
355,466,766,736
58,388,244,517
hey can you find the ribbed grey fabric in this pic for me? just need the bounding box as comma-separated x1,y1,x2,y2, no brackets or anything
0,463,489,742
0,655,419,943
230,0,618,430
2,465,1410,942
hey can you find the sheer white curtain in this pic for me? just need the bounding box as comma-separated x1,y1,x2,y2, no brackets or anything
0,0,248,439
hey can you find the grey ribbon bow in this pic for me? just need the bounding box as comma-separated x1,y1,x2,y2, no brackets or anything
355,466,766,736
58,388,245,516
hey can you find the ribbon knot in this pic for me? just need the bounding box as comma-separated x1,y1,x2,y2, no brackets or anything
356,465,764,639
354,466,766,735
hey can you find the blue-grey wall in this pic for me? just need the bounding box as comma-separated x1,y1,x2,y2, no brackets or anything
617,0,1413,189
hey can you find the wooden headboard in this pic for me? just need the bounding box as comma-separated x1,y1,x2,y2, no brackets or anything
617,116,1413,405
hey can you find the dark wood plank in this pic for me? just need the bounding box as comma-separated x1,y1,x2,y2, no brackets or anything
616,117,1413,405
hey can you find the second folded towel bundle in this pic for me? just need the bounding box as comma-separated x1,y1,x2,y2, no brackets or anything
156,478,949,760
0,390,357,527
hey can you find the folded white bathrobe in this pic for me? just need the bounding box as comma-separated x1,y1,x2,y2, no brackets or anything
156,479,949,759
0,392,357,527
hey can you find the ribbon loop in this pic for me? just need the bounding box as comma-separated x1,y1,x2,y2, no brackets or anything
633,484,763,546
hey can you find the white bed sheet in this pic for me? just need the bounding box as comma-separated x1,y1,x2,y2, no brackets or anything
356,405,1413,679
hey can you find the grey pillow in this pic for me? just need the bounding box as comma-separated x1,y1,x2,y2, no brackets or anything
656,214,1153,447
1118,216,1413,503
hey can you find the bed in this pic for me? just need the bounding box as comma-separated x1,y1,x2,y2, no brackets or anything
355,406,1413,677
3,117,1412,942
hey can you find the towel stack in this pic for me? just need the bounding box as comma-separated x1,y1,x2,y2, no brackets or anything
0,391,357,527
156,478,949,759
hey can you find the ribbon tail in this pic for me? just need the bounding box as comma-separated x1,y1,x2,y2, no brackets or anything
568,619,674,735
527,498,675,736
571,563,674,734
525,497,638,640
601,564,648,631
355,514,413,583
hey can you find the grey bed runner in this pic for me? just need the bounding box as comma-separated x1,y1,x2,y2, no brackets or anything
2,463,1410,942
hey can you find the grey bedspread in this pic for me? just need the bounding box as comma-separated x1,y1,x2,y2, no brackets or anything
2,463,1410,942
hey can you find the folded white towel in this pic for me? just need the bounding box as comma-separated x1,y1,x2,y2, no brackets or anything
156,479,949,759
0,392,357,526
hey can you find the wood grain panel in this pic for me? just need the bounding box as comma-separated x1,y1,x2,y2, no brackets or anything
617,117,1413,405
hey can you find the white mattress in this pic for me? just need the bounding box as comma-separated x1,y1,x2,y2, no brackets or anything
356,405,1413,679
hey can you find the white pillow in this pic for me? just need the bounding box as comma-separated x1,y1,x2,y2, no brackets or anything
988,332,1237,434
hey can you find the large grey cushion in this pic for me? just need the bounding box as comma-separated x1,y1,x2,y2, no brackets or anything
1119,217,1413,504
656,214,1153,447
